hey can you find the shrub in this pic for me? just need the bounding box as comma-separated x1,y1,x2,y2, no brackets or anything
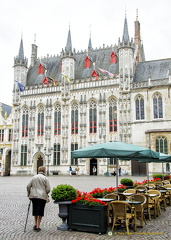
152,174,163,180
120,178,134,186
51,184,77,202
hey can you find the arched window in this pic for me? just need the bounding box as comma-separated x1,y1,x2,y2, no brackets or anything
135,95,145,120
153,93,163,119
89,100,97,133
54,104,61,135
71,103,78,134
109,98,117,132
37,106,44,136
21,145,27,166
156,136,168,154
53,144,60,165
22,108,29,137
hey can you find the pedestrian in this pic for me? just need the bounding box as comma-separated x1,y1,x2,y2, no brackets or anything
118,166,122,176
93,166,97,175
113,167,116,176
75,165,80,176
69,166,72,176
27,166,50,232
0,163,2,176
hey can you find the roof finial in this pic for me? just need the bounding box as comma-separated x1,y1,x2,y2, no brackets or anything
136,9,138,21
34,34,36,44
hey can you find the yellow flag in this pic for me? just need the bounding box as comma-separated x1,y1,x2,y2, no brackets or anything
62,74,70,83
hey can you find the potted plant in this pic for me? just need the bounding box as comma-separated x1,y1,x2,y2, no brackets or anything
120,178,134,188
51,184,77,231
68,192,108,234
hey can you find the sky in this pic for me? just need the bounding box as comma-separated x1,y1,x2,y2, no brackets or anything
0,0,171,106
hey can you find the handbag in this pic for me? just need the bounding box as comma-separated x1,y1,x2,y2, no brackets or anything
46,195,50,203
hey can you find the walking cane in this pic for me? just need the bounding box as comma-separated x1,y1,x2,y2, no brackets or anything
24,200,31,232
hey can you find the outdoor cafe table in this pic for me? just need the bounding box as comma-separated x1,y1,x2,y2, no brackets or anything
97,198,115,202
122,192,134,196
123,200,142,205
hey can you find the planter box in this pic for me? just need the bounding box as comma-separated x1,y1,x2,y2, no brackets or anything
68,204,107,234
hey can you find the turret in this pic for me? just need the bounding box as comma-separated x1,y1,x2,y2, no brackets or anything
118,14,134,92
61,26,75,81
30,34,38,66
13,36,28,87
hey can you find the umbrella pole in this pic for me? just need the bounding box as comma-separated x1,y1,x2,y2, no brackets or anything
146,162,149,187
116,158,118,194
162,162,164,181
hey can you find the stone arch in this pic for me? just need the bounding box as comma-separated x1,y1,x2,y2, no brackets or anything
32,151,45,174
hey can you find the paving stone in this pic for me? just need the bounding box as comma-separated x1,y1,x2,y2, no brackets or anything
0,175,171,239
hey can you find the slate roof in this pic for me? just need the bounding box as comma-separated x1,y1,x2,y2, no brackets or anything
0,103,12,118
133,59,171,82
26,45,119,86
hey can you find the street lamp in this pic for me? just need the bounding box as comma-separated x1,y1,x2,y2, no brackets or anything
44,147,53,176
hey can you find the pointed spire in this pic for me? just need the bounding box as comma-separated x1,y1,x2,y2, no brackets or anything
65,25,72,55
14,35,28,67
18,37,24,61
122,14,129,43
88,26,92,51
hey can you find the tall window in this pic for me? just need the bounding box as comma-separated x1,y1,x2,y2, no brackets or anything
89,100,97,133
135,95,145,120
153,93,163,119
8,129,13,142
109,98,117,132
53,144,60,165
21,145,27,166
108,158,117,165
22,108,29,137
71,103,78,134
0,130,4,142
71,144,78,165
156,136,168,154
54,104,61,135
37,106,44,136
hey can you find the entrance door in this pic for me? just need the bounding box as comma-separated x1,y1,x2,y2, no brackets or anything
90,158,97,175
131,160,147,176
4,151,11,176
37,155,43,173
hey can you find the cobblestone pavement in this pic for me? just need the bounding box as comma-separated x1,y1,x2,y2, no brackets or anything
0,175,171,240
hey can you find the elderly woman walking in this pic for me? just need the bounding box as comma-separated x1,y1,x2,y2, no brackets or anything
27,166,51,232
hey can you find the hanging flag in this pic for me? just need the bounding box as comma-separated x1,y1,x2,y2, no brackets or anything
98,68,115,77
47,77,57,85
15,81,24,92
62,74,70,83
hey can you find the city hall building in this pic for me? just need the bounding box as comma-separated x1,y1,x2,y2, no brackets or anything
1,12,171,176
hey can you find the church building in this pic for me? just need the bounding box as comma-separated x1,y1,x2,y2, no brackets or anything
9,12,171,176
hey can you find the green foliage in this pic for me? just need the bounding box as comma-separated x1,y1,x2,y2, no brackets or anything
51,184,77,202
120,178,134,186
152,174,163,180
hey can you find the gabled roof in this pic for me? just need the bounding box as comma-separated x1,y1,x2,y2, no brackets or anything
0,103,12,118
133,58,171,82
26,45,119,86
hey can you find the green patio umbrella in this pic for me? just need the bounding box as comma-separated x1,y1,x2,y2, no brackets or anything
71,141,160,192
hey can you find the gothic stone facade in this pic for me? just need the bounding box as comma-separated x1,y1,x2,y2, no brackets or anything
10,14,171,176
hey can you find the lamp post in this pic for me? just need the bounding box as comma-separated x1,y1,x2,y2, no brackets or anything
44,147,53,176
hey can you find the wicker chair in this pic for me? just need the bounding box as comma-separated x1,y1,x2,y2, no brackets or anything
128,194,147,227
110,201,137,234
154,181,163,189
145,183,155,189
147,190,161,216
163,184,171,206
135,185,147,193
104,193,119,226
144,194,156,220
124,189,136,193
163,180,170,185
118,192,127,201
